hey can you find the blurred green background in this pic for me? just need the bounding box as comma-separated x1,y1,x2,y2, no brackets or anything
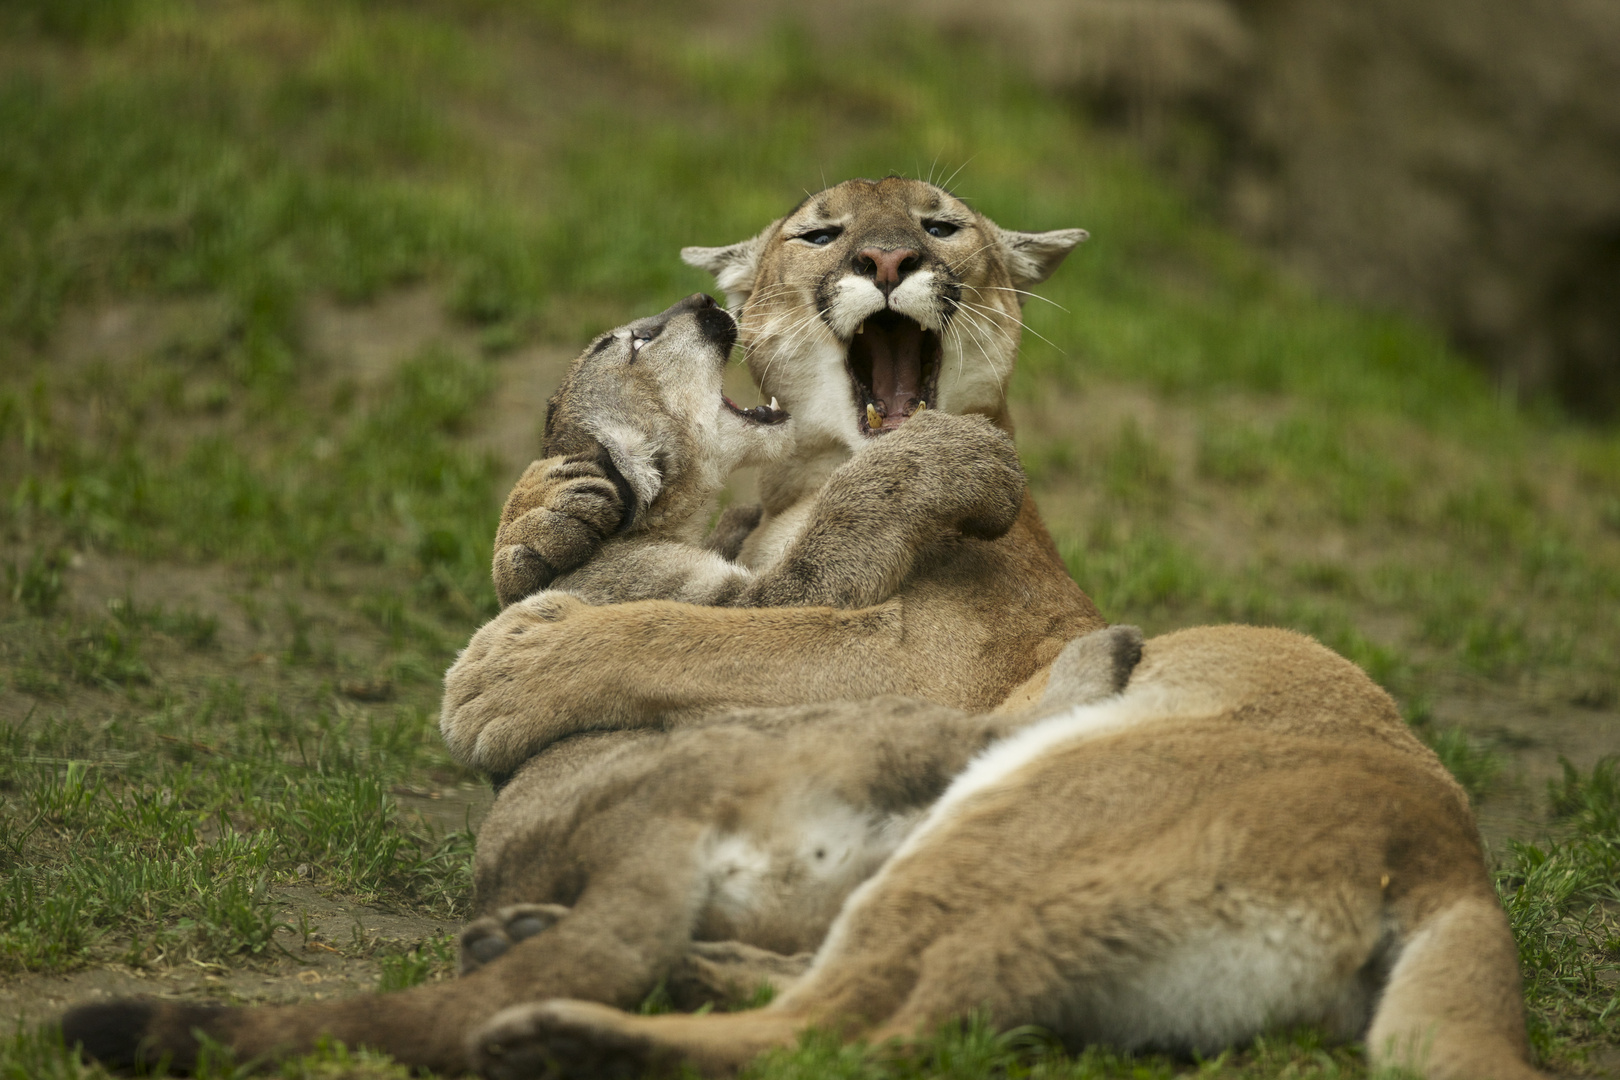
0,1,1616,1076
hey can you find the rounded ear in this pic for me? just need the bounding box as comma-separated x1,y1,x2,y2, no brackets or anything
681,220,779,309
991,225,1089,293
581,418,662,528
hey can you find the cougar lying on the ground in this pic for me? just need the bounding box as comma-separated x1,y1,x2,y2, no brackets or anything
63,205,1544,1080
466,625,1545,1080
439,177,1108,779
64,628,1544,1080
58,293,1035,1075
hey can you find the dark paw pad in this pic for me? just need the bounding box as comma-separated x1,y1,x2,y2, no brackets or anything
474,1007,660,1080
506,915,550,942
466,933,513,967
461,904,571,974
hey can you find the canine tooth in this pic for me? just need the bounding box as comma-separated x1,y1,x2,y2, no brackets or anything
866,403,881,429
856,321,865,335
915,400,928,412
769,397,778,411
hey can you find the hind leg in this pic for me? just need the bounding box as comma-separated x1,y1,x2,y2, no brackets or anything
1367,894,1545,1080
463,852,1064,1077
63,830,707,1075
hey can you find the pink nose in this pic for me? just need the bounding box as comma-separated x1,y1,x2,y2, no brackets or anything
857,247,920,293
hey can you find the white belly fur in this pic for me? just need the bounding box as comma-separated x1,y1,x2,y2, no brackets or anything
696,794,921,945
1067,906,1389,1052
796,687,1395,1047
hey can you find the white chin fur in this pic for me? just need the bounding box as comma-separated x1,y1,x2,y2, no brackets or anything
756,269,1017,450
887,270,944,330
824,278,886,340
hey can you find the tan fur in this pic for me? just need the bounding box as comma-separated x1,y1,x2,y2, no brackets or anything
59,184,1540,1079
54,277,1073,1075
443,178,1105,778
465,627,1545,1080
62,631,1540,1079
57,630,1138,1075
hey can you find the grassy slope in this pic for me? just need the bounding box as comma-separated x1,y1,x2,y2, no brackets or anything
0,1,1616,1076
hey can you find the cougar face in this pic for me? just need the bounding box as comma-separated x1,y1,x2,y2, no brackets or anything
683,178,1086,453
543,293,790,530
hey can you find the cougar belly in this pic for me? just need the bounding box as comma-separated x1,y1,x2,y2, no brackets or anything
1058,902,1397,1054
692,793,922,955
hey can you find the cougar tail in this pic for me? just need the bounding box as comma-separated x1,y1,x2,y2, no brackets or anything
60,999,232,1073
59,966,494,1074
1367,894,1547,1080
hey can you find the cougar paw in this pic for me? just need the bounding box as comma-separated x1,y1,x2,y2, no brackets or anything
493,457,627,607
669,941,814,1009
494,544,559,609
471,1001,667,1080
856,411,1025,540
459,903,572,974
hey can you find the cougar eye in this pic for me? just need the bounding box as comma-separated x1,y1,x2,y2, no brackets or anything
796,227,843,247
923,220,960,239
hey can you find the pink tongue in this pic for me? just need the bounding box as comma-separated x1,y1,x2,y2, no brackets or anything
868,325,922,424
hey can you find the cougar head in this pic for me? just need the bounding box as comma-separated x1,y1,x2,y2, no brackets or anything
543,293,792,532
683,177,1085,455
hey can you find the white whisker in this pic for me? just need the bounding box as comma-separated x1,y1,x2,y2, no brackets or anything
965,284,1068,312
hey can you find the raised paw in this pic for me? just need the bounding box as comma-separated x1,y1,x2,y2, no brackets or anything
470,1001,671,1080
493,456,627,607
863,411,1025,540
459,903,572,975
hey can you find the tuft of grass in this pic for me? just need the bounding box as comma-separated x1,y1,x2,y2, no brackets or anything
1497,757,1620,1065
375,933,456,993
1420,727,1505,801
740,1015,1414,1080
5,549,66,617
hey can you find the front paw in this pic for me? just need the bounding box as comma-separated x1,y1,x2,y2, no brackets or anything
493,457,625,607
876,411,1025,540
440,593,591,774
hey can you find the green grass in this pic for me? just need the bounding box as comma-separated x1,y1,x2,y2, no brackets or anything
1,0,1617,1077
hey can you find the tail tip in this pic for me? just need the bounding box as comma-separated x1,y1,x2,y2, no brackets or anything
60,998,222,1069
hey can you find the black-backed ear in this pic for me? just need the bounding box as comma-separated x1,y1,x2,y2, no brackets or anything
990,225,1089,294
681,220,778,310
1040,625,1144,709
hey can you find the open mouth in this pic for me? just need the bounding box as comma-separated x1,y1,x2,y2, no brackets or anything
848,311,942,436
724,395,790,425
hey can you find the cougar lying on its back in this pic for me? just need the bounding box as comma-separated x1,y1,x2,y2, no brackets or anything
471,627,1546,1080
72,632,1546,1080
58,295,1034,1075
